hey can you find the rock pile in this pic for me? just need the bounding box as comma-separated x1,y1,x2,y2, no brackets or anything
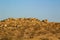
0,18,60,40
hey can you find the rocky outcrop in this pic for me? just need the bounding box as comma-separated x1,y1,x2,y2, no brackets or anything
0,18,60,40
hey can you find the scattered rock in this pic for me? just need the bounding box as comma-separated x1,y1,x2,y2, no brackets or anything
0,18,60,40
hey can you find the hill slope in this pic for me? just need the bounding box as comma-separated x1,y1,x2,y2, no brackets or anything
0,18,60,40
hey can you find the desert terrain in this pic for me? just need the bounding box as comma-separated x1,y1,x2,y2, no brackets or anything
0,18,60,40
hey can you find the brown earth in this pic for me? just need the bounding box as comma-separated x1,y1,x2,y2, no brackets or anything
0,18,60,40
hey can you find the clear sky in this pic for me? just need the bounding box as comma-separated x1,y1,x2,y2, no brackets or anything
0,0,60,22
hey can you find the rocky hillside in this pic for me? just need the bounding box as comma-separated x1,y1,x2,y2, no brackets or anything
0,18,60,40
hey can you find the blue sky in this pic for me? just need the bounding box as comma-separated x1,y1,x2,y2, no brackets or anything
0,0,60,22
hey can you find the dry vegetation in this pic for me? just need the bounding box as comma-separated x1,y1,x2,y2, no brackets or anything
0,18,60,40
